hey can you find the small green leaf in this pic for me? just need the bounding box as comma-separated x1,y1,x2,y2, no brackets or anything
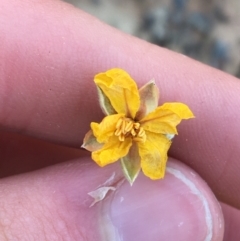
165,134,175,140
81,130,103,151
121,143,141,185
135,80,159,120
97,86,117,115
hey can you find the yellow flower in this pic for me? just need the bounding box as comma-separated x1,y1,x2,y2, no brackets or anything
82,68,194,184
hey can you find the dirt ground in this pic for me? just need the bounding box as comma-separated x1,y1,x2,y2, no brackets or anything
64,0,240,78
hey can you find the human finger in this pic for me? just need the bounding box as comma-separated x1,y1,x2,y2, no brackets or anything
0,130,83,178
0,0,239,208
221,202,240,241
0,157,223,241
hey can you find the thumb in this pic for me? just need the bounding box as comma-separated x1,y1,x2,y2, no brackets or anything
0,158,223,241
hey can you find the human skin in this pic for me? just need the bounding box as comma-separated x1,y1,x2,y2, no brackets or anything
0,0,240,240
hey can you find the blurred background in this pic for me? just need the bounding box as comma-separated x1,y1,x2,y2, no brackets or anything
64,0,240,78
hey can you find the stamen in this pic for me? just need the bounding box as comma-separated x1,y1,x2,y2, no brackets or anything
138,127,144,136
121,120,126,134
131,129,136,136
116,118,123,129
115,118,146,142
125,121,133,132
134,123,140,129
119,134,125,142
115,128,122,136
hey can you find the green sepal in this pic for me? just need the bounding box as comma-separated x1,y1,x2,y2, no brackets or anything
165,134,175,140
121,143,141,185
81,130,103,151
96,86,117,116
135,80,159,120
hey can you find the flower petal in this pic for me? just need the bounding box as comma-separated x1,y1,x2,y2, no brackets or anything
160,103,195,119
135,80,159,120
94,68,140,118
92,136,132,167
91,114,124,143
138,131,171,179
140,106,182,134
121,143,141,185
81,130,104,151
140,102,194,134
96,86,117,115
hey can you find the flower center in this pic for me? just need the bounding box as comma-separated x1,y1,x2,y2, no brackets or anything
115,117,146,143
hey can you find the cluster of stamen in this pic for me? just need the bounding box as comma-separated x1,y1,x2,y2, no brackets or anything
115,117,146,143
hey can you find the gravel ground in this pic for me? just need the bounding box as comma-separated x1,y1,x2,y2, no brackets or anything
64,0,240,78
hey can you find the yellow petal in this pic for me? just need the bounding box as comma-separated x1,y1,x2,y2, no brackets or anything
92,136,132,167
160,103,195,119
135,80,159,120
140,102,194,134
91,114,124,143
81,130,104,151
138,131,171,179
140,106,182,134
94,68,140,119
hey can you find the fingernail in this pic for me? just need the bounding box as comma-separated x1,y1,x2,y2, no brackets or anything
99,160,224,241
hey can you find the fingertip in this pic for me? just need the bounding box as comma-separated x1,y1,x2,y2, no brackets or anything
97,159,224,241
221,202,240,241
0,157,224,240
